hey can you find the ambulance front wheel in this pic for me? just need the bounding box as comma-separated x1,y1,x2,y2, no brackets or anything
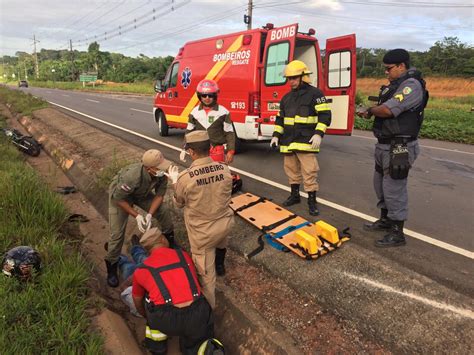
157,111,169,136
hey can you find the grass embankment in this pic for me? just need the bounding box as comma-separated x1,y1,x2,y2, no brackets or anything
0,101,103,351
356,77,474,144
0,86,49,116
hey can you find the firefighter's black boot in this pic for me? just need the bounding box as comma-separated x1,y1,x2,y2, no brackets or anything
163,231,176,249
215,248,227,276
307,191,319,216
105,260,119,288
364,208,391,231
375,220,406,248
283,184,301,206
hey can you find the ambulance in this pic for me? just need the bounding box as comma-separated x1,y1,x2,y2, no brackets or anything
153,23,356,148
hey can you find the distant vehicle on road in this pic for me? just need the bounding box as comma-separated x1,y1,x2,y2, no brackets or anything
18,80,29,88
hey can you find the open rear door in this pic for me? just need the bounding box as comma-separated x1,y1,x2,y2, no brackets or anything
323,34,356,135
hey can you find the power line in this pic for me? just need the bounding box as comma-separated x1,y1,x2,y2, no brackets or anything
109,5,246,52
73,0,190,45
339,0,473,8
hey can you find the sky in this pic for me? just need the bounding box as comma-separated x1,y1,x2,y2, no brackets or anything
0,0,472,58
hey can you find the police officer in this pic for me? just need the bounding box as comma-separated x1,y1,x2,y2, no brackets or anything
168,130,234,309
105,149,175,287
182,79,236,164
132,227,214,355
357,49,428,248
270,60,331,216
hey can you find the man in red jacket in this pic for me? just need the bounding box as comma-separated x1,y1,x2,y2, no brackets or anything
132,227,214,355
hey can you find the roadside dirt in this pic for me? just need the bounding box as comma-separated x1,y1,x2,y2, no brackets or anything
4,105,387,354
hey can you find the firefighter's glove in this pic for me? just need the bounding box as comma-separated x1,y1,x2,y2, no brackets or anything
145,213,152,231
270,137,279,148
179,150,187,162
165,165,179,184
225,150,234,164
135,214,148,233
309,134,322,150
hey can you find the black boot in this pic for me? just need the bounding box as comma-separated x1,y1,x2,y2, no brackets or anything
307,191,319,216
375,220,406,248
364,209,391,231
215,248,227,276
105,260,119,287
283,184,301,206
163,231,176,249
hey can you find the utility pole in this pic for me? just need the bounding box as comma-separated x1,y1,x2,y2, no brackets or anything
69,39,75,81
32,35,40,79
246,0,253,30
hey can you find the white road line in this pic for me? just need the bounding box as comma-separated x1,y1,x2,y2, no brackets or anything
130,108,151,114
352,134,474,155
344,272,474,319
86,99,100,103
48,101,474,260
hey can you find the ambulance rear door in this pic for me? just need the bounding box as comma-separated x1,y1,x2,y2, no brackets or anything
259,24,298,137
322,34,356,135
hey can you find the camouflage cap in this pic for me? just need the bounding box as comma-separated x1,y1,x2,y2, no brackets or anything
185,130,210,144
142,149,171,171
140,227,166,250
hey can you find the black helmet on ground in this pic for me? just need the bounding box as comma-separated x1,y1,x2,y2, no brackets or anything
198,338,225,355
2,246,41,280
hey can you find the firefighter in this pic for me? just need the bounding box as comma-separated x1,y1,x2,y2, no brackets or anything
181,79,236,164
105,149,175,288
356,49,428,248
132,227,214,355
168,130,234,309
270,60,332,216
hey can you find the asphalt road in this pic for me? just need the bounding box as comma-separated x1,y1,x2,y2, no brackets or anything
22,86,474,296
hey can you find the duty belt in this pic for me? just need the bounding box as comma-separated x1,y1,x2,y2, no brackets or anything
377,137,416,144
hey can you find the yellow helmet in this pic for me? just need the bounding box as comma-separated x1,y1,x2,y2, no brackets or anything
284,60,312,83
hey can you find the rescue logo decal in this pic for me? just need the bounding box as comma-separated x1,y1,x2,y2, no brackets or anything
181,67,192,89
402,86,412,95
208,115,215,124
213,49,251,66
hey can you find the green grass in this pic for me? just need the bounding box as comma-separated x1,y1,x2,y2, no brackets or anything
354,92,474,144
29,80,155,95
0,86,49,116
0,128,103,353
95,151,133,190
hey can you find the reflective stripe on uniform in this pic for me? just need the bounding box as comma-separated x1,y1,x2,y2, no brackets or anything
295,115,317,124
280,143,319,153
186,122,195,130
315,103,330,112
284,117,295,125
316,122,328,133
284,116,317,125
274,125,284,134
145,326,168,341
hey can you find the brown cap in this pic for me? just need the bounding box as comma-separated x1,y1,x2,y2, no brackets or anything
140,227,165,250
185,130,210,144
142,149,171,171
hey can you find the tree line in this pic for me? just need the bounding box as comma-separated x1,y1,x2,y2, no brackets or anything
1,37,472,83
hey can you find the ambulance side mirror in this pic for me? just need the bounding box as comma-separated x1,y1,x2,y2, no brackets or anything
154,80,165,93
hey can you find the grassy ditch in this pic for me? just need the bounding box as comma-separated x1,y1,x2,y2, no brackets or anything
354,94,474,145
0,86,49,116
0,118,103,352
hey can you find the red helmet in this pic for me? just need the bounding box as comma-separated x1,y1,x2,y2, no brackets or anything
196,79,219,95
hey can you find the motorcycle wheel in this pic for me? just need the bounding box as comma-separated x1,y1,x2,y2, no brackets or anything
18,137,41,157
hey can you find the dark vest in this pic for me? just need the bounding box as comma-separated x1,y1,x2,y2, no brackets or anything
373,69,429,140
